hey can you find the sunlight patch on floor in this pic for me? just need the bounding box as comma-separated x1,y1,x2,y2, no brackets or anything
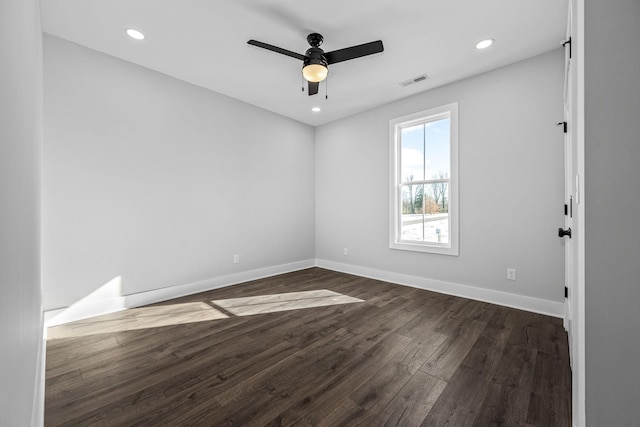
47,290,365,339
47,302,228,339
211,289,364,316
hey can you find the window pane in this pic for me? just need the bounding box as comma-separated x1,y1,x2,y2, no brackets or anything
426,181,449,214
401,183,423,241
400,182,449,244
400,124,424,182
425,118,450,180
400,214,449,244
401,184,423,215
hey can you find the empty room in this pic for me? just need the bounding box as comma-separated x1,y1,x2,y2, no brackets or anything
2,0,639,426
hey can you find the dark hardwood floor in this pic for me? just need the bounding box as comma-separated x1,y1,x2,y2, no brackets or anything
45,268,571,426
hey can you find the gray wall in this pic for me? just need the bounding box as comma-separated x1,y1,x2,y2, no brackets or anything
0,0,44,425
585,0,640,424
43,36,316,311
316,49,565,303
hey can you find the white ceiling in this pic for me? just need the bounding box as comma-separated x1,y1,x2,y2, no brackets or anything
41,0,568,126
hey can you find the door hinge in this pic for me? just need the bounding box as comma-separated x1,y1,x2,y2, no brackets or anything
562,38,572,59
557,121,567,133
564,286,569,298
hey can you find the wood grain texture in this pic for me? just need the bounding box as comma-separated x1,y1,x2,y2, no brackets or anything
45,267,571,426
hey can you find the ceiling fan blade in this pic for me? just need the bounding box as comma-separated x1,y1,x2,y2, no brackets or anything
325,40,384,65
308,81,319,96
247,40,305,61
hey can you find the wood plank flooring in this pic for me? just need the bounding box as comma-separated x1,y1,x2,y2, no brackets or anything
45,268,571,426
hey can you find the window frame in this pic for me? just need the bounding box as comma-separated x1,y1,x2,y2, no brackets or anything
389,102,459,256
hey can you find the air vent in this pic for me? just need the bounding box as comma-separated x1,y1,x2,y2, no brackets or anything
399,74,430,87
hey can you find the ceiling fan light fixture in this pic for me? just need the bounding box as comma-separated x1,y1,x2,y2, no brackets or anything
302,63,328,83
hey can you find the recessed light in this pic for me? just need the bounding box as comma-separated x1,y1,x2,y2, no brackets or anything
125,28,145,40
475,38,494,50
311,107,321,112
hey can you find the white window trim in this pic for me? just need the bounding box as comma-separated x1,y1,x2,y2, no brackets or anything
389,102,459,256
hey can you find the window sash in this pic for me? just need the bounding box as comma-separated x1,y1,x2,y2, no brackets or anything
399,178,449,186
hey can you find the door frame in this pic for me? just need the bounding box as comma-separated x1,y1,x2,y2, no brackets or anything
566,0,586,426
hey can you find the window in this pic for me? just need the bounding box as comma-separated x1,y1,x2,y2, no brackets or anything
389,102,459,255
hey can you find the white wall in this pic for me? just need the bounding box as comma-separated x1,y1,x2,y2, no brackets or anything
43,35,566,321
43,36,316,312
585,0,640,424
316,49,565,309
0,0,44,425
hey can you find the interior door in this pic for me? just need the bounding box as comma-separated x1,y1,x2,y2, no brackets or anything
561,1,575,361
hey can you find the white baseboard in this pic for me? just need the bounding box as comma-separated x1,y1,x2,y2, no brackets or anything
315,259,565,318
44,257,564,327
45,259,316,327
125,259,316,308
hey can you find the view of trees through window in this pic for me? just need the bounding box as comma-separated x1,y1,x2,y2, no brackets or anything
399,117,451,244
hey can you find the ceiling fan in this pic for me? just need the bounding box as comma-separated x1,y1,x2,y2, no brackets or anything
247,33,384,96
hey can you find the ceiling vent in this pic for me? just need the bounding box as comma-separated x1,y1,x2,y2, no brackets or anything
399,74,430,87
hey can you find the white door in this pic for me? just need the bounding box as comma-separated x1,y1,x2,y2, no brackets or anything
561,2,575,353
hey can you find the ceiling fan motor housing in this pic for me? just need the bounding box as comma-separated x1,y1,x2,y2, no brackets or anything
303,47,328,69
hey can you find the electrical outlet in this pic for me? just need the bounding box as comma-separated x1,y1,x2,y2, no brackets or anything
233,254,240,264
343,248,348,256
507,268,517,281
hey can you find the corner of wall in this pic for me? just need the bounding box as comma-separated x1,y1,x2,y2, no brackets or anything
32,317,46,427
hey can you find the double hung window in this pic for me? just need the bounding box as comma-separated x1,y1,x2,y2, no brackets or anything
389,102,459,255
